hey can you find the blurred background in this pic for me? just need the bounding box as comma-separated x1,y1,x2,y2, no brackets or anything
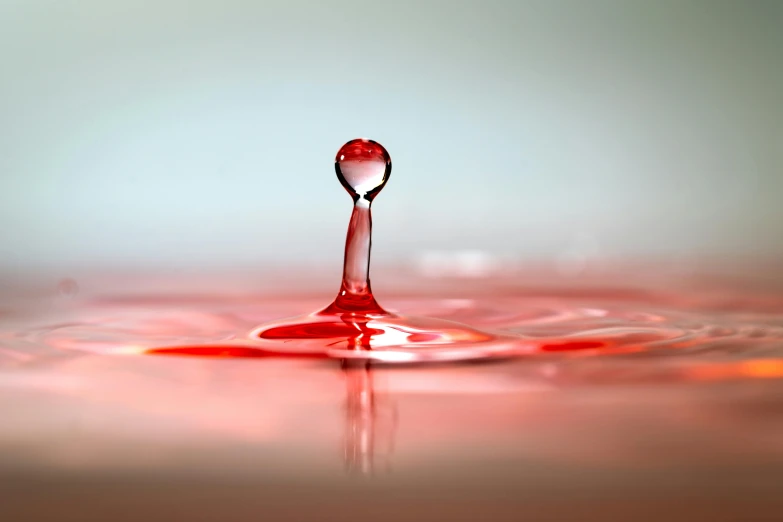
1,0,781,275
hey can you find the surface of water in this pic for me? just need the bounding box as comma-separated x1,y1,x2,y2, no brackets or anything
1,265,782,521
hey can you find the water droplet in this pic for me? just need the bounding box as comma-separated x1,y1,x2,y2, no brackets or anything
335,138,391,201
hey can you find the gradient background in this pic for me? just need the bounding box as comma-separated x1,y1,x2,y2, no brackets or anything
1,0,781,274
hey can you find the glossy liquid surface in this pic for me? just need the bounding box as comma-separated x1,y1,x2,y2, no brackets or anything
2,266,783,520
17,266,783,366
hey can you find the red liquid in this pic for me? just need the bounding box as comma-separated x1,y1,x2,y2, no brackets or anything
248,139,518,362
4,269,783,518
19,265,783,368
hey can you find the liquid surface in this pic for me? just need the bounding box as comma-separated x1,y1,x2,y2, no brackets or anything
9,267,783,369
1,267,782,521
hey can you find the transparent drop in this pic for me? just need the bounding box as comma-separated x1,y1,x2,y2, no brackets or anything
335,139,391,201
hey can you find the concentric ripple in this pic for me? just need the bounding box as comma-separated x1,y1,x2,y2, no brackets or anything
18,292,783,366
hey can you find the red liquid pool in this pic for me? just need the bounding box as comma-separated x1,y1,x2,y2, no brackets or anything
1,264,783,521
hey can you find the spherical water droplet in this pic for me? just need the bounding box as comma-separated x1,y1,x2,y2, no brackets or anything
335,139,391,200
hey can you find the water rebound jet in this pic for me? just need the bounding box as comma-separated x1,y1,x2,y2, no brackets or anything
249,139,517,362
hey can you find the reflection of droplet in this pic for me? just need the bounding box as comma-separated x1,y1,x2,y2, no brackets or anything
343,363,397,476
57,278,79,298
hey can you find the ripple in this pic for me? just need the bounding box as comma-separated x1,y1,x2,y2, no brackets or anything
13,293,781,369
